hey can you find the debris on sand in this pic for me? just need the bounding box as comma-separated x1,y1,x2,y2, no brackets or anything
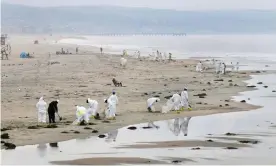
240,100,246,103
264,86,268,88
102,120,110,123
239,140,259,144
194,93,207,98
247,85,256,88
61,131,69,134
172,160,182,164
98,134,106,138
225,100,230,102
206,139,214,142
225,104,229,106
191,147,201,150
214,79,224,82
27,125,40,129
84,127,92,130
257,82,263,84
49,143,58,147
4,142,16,150
88,122,97,125
164,95,173,99
45,124,58,128
1,141,6,144
79,120,87,126
1,127,12,132
154,95,160,98
1,133,10,139
207,82,211,85
272,90,276,93
92,130,99,133
127,126,137,130
225,147,238,150
73,131,80,134
225,132,237,136
228,80,233,82
196,102,202,104
142,126,153,129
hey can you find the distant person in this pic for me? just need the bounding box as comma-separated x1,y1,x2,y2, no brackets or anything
196,61,203,72
47,100,59,123
223,62,226,74
236,62,240,71
169,53,172,61
36,97,47,123
76,47,79,54
100,47,103,55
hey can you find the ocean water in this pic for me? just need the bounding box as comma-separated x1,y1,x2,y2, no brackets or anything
57,34,276,61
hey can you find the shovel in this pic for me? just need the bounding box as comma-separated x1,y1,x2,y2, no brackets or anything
56,113,63,121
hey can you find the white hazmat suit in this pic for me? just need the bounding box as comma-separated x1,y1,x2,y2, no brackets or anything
147,97,160,112
87,98,98,118
36,97,47,123
75,106,89,124
171,94,182,111
196,62,203,72
107,93,119,118
181,89,189,108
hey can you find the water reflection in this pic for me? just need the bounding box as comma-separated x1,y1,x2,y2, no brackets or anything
167,117,192,136
105,130,119,143
37,144,47,158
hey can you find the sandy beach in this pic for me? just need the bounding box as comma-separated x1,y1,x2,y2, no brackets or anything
1,35,264,147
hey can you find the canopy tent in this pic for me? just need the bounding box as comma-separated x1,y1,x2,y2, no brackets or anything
20,52,28,58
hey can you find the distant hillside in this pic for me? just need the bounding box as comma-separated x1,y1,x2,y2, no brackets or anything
1,3,276,34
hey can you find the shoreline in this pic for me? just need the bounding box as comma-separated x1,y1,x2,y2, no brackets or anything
1,35,272,148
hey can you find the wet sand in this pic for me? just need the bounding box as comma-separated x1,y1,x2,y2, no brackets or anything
1,34,263,147
51,157,168,165
115,140,250,149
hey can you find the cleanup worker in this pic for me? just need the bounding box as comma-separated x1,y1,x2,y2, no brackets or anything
86,98,99,119
147,97,160,112
36,97,47,123
75,105,89,124
107,91,119,119
47,100,59,123
181,88,191,111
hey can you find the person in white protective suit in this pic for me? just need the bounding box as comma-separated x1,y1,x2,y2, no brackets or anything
170,94,182,111
181,87,191,110
86,98,98,119
106,91,119,120
36,97,47,123
167,117,192,136
196,61,203,72
220,62,225,74
75,105,89,124
147,97,160,112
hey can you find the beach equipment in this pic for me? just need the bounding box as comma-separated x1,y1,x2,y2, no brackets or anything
20,52,28,58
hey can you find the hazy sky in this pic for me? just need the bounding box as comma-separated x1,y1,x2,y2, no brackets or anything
3,0,276,10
